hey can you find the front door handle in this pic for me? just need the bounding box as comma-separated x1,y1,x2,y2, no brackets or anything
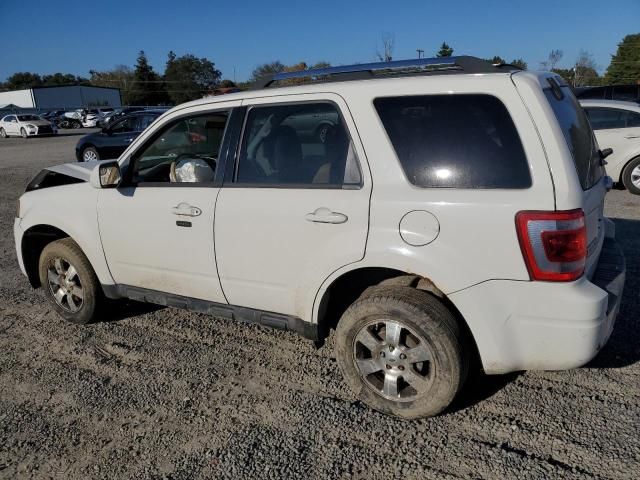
305,207,348,224
625,134,640,139
171,202,202,217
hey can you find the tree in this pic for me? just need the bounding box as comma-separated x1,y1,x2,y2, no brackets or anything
163,53,222,104
605,33,640,85
510,58,528,70
436,42,454,58
573,50,600,87
488,56,506,65
250,61,286,82
376,33,395,62
130,50,169,106
219,79,236,88
90,65,135,105
5,72,43,90
540,49,563,71
41,73,85,86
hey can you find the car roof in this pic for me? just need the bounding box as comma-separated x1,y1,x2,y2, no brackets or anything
579,99,640,111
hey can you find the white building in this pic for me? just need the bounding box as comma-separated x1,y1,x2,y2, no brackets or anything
0,85,121,111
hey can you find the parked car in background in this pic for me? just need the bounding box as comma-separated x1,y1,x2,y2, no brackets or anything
97,107,147,128
0,114,57,138
576,85,640,103
581,99,640,194
75,109,164,161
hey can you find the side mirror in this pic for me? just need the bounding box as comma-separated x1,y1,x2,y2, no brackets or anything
600,148,613,159
90,161,121,189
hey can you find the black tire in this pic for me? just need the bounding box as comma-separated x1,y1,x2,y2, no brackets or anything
73,120,82,129
38,238,103,324
0,128,6,138
335,285,467,418
81,146,100,162
621,156,640,195
20,128,27,138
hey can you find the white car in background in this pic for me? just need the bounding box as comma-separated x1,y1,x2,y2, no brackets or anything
580,99,640,194
0,114,57,138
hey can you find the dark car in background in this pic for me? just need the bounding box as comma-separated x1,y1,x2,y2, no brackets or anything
75,109,166,161
575,84,640,103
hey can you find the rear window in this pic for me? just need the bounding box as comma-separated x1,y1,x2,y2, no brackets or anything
374,95,531,189
544,85,603,190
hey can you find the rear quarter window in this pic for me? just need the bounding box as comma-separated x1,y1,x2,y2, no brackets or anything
544,85,603,190
374,94,531,189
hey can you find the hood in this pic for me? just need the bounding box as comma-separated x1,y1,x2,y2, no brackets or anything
47,161,102,181
30,119,54,126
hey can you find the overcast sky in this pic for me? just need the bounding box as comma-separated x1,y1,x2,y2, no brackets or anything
1,0,638,81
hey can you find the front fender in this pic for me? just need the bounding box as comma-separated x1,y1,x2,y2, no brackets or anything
18,183,114,286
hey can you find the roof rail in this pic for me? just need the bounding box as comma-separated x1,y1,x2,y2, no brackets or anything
252,56,517,89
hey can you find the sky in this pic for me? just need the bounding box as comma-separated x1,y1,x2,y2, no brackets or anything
1,0,638,82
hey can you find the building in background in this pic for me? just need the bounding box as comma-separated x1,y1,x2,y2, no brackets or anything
0,85,121,113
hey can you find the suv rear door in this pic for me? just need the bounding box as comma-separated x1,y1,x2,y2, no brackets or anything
213,94,371,320
517,75,607,278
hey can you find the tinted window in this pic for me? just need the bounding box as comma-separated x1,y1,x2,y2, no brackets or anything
575,87,606,99
110,117,137,133
131,112,228,184
137,114,158,131
374,95,531,188
236,103,361,187
627,111,640,128
585,108,628,130
545,86,603,190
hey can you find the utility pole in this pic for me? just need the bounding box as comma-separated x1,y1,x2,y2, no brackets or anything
416,49,424,59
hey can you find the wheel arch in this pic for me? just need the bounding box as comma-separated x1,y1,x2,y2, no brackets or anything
314,266,480,364
619,154,640,187
21,224,71,287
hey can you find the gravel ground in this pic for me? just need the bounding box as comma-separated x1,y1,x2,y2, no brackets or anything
0,132,639,479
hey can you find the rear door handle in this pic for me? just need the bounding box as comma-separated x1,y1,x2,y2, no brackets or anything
171,202,202,217
625,135,640,139
305,207,348,224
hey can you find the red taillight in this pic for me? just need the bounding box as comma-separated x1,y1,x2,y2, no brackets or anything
516,209,586,282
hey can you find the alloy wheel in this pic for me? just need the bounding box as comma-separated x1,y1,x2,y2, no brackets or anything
83,149,98,161
631,165,640,189
46,257,84,313
353,319,434,402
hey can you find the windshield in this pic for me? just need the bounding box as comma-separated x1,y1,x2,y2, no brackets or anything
18,115,41,121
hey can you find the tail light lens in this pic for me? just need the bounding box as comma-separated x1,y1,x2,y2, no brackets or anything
516,209,586,282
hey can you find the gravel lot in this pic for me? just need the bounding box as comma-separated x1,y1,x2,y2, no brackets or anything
0,132,639,479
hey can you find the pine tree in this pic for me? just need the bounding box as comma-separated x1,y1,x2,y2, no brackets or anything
605,33,640,85
130,50,169,105
436,42,454,58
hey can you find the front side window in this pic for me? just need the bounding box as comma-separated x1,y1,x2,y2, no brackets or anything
545,86,603,190
235,102,361,187
374,94,531,189
130,112,229,184
585,108,631,130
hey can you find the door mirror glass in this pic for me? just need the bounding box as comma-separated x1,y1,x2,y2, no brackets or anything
90,161,121,188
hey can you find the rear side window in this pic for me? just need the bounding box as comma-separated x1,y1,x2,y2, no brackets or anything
544,86,603,190
374,95,531,188
584,108,628,130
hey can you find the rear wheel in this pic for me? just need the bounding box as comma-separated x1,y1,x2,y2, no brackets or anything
335,286,467,418
0,128,6,138
82,146,99,161
38,238,102,324
20,128,27,138
622,157,640,195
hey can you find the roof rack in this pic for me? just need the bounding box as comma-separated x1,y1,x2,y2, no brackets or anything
252,56,518,89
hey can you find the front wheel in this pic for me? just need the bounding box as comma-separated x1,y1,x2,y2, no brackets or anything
622,156,640,195
38,238,103,324
335,286,467,418
20,128,27,138
82,146,99,161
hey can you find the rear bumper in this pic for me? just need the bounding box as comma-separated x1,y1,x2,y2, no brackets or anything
450,230,625,374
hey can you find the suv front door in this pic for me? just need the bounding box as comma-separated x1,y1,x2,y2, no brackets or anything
97,103,240,302
214,95,371,319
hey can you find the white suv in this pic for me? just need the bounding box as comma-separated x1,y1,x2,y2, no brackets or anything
14,57,626,418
